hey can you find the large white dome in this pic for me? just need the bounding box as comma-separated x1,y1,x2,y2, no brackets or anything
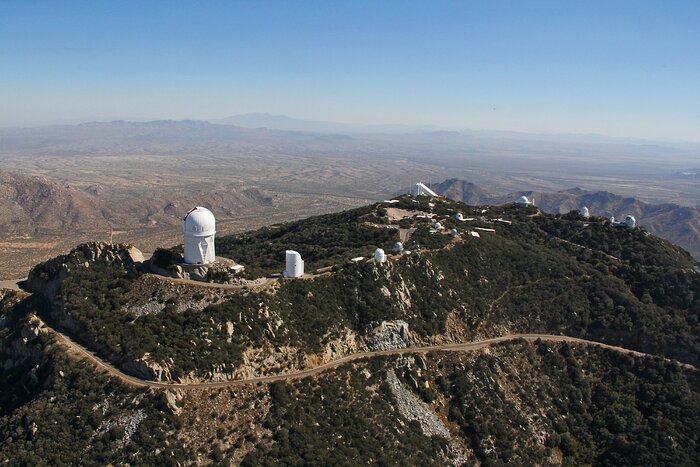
183,207,216,238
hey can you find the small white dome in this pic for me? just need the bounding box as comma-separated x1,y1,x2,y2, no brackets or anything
517,195,531,206
433,222,443,230
183,207,216,238
450,228,458,236
456,213,464,221
393,242,404,254
374,248,387,262
579,206,590,218
625,215,636,228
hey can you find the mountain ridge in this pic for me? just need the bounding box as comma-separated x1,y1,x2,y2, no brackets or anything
434,178,700,260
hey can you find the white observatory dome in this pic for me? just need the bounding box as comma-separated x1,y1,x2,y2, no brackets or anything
456,213,464,221
517,195,531,206
433,222,443,230
579,206,590,218
374,248,387,263
183,207,216,264
625,215,636,228
284,250,304,277
393,242,404,254
450,228,459,237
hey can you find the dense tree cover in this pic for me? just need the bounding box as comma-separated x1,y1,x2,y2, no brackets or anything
2,284,698,465
215,205,400,276
28,196,700,380
242,359,451,466
0,299,193,465
241,341,699,466
442,340,699,465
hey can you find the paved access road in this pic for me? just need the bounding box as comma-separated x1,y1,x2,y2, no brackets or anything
44,320,697,390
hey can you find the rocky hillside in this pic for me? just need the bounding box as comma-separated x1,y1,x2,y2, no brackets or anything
2,194,699,465
23,196,700,384
1,290,697,465
434,178,700,259
0,169,272,237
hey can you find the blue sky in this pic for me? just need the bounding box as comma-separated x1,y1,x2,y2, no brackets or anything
1,1,699,140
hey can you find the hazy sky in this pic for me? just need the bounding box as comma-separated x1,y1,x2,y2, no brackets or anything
1,1,699,140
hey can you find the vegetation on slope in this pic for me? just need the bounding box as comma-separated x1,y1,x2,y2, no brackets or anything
242,341,699,465
1,286,698,465
26,195,700,381
0,292,193,465
216,205,400,276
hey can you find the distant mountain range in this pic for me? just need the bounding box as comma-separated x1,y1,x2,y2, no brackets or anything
0,169,272,236
212,113,438,134
433,178,700,260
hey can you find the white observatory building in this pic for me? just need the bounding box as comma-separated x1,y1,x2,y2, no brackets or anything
393,242,404,254
579,206,590,218
284,250,304,277
456,212,465,221
517,195,534,206
182,207,216,265
411,182,439,197
374,248,387,263
625,215,636,228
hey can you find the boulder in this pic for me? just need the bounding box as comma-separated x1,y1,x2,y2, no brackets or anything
364,320,411,351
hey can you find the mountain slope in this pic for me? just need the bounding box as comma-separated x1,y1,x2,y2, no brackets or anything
434,178,700,259
24,196,700,385
0,169,272,236
3,194,700,465
1,290,697,465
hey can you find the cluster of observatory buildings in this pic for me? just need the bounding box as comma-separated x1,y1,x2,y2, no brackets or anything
516,195,636,228
178,188,638,279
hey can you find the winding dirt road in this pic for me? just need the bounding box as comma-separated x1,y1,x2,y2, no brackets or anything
44,319,696,390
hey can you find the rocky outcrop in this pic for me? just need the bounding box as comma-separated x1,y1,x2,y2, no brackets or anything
163,390,183,415
122,353,175,382
26,242,145,300
386,368,470,464
364,320,411,351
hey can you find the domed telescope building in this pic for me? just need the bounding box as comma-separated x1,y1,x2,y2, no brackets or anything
183,207,216,265
517,195,534,206
374,248,387,263
579,206,590,218
284,250,304,278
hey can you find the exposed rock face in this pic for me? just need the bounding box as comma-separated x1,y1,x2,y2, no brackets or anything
122,354,174,382
386,368,470,464
364,320,411,351
321,329,364,363
163,390,182,415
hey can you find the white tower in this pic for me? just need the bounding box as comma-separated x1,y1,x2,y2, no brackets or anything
579,206,590,218
183,207,216,265
625,215,636,228
284,250,304,277
374,248,387,263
